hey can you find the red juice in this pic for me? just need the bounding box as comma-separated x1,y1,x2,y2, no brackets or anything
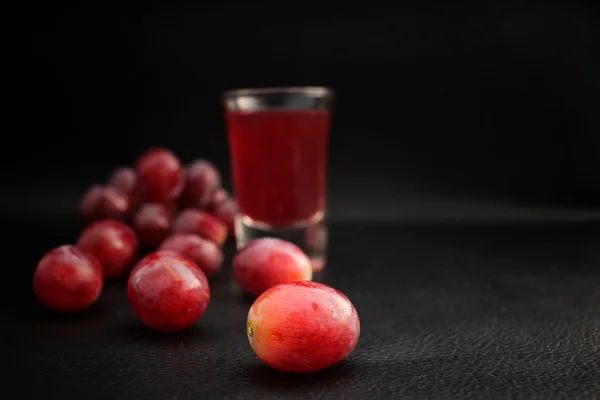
226,110,330,228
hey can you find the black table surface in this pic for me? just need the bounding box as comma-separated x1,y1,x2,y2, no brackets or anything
5,218,600,399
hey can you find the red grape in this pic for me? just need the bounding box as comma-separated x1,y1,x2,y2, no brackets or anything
33,245,103,313
233,238,313,296
135,148,184,204
80,185,130,222
179,160,221,209
108,167,139,209
247,282,360,373
208,188,230,209
211,198,236,240
159,233,223,277
77,220,139,279
128,250,210,332
173,209,227,246
133,203,173,249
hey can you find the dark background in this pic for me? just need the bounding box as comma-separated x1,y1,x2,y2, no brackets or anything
6,1,600,222
5,2,600,399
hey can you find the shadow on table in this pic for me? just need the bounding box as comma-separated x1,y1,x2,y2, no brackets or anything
22,300,107,323
120,323,218,344
243,360,360,389
238,292,257,305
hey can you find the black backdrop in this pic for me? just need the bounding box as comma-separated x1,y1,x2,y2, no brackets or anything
6,3,600,398
6,1,600,221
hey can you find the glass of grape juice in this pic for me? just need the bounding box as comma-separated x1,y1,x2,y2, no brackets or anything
223,87,333,271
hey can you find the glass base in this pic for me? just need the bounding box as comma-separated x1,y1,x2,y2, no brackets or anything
236,213,327,272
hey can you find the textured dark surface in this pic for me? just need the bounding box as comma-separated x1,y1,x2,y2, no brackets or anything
5,219,600,399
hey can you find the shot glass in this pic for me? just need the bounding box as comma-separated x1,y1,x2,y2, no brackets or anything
222,87,333,271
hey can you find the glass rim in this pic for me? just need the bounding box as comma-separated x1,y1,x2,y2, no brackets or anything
222,86,334,99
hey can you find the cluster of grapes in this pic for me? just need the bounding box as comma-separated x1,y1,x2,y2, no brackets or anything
34,148,233,316
32,147,360,373
82,147,235,270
